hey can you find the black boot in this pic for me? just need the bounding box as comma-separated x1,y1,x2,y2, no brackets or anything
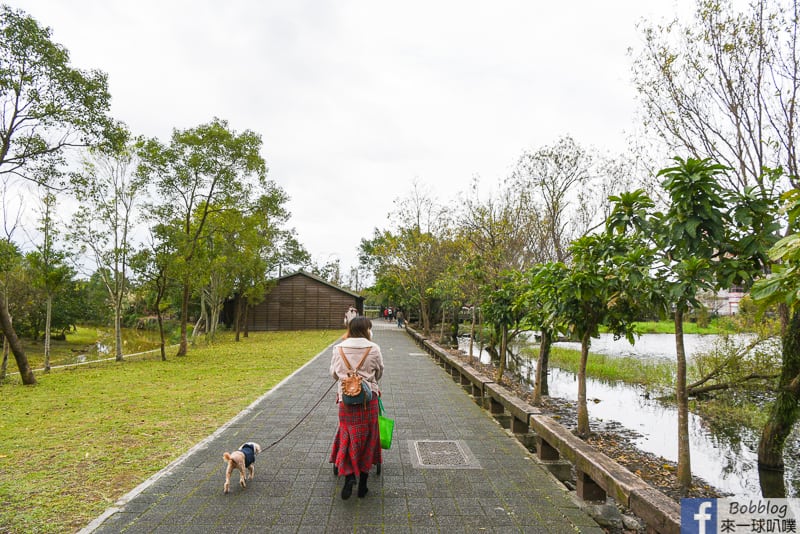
357,473,368,498
341,474,355,500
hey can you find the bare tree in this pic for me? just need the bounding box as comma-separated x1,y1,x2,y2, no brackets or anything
508,136,596,263
632,0,798,194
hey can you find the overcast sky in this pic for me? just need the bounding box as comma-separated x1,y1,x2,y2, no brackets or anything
11,0,692,273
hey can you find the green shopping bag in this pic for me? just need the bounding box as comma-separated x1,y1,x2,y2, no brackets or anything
378,397,394,449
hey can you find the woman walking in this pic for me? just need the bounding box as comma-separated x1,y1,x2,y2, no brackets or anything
329,316,384,499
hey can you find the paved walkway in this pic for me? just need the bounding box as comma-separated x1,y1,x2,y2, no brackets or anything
83,322,602,533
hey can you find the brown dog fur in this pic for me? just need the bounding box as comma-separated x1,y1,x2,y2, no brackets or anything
222,442,261,493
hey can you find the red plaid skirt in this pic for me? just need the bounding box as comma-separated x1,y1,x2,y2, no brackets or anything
329,396,382,476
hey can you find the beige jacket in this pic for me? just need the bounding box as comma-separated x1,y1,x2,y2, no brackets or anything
330,337,383,402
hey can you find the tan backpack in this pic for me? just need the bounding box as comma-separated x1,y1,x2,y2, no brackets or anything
339,347,372,405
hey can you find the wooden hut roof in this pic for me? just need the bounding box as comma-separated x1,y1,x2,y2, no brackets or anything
277,270,363,300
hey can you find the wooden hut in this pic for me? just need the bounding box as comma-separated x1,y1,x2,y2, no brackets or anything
242,271,364,331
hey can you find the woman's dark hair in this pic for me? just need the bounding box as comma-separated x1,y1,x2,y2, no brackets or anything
347,316,372,340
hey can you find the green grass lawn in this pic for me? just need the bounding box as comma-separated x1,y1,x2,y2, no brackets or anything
0,330,342,534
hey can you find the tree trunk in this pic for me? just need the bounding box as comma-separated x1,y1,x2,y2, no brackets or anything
192,314,204,343
759,466,787,498
540,334,550,397
675,308,692,492
478,308,485,357
234,295,242,342
495,324,507,383
533,329,552,404
758,309,800,469
0,280,7,382
44,295,52,372
114,304,124,362
1,334,7,380
192,290,206,344
0,302,35,384
468,305,476,358
177,281,189,356
450,307,459,346
156,304,166,362
577,331,591,438
153,283,166,361
439,306,446,343
243,299,250,338
421,302,431,337
208,297,222,341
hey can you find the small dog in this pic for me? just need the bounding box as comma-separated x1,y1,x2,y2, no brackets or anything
222,442,261,493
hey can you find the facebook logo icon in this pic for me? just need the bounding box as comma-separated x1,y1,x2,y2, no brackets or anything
681,499,717,534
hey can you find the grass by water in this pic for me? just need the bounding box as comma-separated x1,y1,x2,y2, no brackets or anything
610,318,736,335
539,346,676,389
0,329,342,534
538,345,769,433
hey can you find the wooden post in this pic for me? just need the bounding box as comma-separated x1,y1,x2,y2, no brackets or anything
576,470,606,502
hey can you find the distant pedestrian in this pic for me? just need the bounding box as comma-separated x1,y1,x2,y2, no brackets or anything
329,316,384,499
396,310,405,328
383,308,389,322
344,306,357,326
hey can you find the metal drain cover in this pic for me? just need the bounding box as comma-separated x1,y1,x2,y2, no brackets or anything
409,440,481,469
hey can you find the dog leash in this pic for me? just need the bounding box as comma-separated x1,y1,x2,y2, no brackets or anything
262,379,338,452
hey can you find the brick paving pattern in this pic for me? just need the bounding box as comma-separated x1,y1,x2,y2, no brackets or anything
83,322,603,533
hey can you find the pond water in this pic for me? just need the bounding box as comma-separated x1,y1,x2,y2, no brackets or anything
553,332,718,360
459,334,800,498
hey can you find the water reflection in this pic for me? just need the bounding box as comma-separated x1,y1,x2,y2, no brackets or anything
555,333,723,359
458,335,800,498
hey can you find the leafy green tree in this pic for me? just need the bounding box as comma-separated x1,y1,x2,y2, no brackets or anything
655,158,739,489
70,140,145,361
518,262,569,404
311,257,342,286
232,187,307,339
362,227,454,336
751,188,800,470
633,0,800,474
0,6,116,384
190,206,230,342
481,270,531,383
438,234,482,354
77,270,119,325
430,265,466,347
28,189,72,371
458,180,537,357
0,177,24,379
130,233,177,361
191,184,299,342
608,158,773,491
138,118,267,356
556,233,654,437
360,184,454,336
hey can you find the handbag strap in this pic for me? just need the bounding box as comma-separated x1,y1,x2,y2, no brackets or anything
378,396,385,414
338,346,371,372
